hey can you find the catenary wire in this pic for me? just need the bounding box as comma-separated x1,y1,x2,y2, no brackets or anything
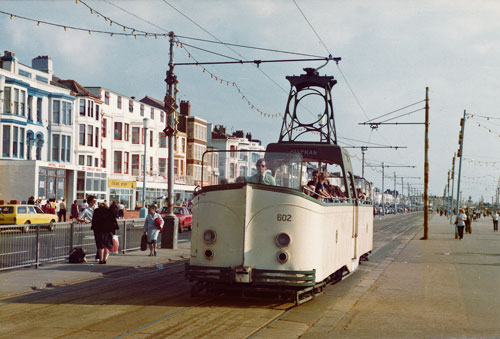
363,100,426,123
292,0,331,56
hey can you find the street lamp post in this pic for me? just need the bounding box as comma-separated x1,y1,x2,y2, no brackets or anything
140,117,151,218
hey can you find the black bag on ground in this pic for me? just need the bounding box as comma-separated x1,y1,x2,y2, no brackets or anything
69,247,86,263
140,234,148,251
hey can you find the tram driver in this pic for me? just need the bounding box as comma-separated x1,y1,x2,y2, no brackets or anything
247,159,276,185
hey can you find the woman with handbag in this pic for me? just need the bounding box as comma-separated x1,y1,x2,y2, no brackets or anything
91,202,119,264
143,206,164,256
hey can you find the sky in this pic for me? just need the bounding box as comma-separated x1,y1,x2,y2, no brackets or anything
1,0,500,203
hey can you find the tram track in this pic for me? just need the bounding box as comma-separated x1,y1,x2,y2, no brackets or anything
0,259,297,338
0,264,191,337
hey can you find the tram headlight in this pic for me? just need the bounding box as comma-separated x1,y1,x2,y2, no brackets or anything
277,250,289,264
203,229,217,244
275,233,291,248
204,249,214,260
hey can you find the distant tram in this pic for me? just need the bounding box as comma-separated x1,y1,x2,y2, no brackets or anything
186,67,373,304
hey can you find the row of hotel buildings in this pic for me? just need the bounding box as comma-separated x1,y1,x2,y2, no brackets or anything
0,51,265,209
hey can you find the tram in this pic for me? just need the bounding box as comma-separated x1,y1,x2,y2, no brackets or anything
186,67,373,304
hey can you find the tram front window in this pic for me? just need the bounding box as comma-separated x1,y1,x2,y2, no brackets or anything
202,150,303,190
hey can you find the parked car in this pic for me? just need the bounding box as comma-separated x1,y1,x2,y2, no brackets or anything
0,204,57,232
159,206,192,232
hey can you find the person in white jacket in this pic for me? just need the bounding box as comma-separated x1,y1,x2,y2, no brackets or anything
143,206,164,256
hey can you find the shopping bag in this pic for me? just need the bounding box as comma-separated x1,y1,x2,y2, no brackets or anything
110,235,119,253
140,234,148,251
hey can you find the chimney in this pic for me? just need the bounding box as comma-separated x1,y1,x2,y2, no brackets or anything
32,55,53,74
2,51,17,72
180,100,191,116
246,132,252,141
233,130,244,138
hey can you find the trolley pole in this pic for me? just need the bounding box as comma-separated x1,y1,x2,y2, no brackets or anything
162,31,179,249
455,111,466,231
422,87,429,239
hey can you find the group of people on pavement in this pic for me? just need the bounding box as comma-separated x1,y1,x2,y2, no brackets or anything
451,207,499,239
77,196,119,264
74,195,164,263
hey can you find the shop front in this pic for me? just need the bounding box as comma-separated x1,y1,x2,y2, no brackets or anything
109,179,136,210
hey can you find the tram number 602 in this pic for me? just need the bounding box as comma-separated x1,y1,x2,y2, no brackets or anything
277,214,292,222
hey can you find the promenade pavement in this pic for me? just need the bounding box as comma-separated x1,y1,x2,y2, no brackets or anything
298,213,500,338
0,242,191,298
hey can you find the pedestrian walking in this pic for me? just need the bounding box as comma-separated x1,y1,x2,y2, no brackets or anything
27,196,35,205
91,202,119,264
492,211,499,232
118,201,125,219
465,208,472,234
143,206,164,256
58,199,67,222
70,200,79,220
455,208,466,239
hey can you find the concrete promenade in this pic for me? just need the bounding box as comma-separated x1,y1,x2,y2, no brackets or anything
299,213,500,338
0,243,191,298
1,214,500,338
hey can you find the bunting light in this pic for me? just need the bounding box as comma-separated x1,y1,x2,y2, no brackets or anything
177,39,283,119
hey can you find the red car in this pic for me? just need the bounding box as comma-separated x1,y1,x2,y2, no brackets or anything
160,206,192,233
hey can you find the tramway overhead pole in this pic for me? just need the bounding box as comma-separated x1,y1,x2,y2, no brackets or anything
344,145,406,178
397,175,420,211
359,87,430,238
161,31,179,249
455,111,467,233
367,163,416,216
449,153,457,236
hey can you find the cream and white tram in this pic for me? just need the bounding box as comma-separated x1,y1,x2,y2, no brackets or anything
186,67,373,303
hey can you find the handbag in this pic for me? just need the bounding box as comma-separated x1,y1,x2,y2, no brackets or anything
140,234,148,251
110,235,119,253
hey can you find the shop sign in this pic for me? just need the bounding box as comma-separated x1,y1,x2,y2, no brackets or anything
175,176,185,184
108,179,137,189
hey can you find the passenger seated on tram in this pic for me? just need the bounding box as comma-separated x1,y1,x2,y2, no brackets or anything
302,184,316,197
327,184,342,203
356,188,366,202
219,178,229,185
247,159,276,185
315,172,333,202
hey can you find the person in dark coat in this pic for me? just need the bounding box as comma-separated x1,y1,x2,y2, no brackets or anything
27,196,35,205
91,203,119,264
70,200,79,220
109,201,119,218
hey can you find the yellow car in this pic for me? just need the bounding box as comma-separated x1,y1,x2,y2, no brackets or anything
0,205,57,232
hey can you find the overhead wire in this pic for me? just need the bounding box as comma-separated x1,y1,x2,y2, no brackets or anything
363,100,426,123
292,0,331,55
377,107,425,124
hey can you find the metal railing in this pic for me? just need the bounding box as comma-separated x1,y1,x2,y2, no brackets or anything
0,219,149,271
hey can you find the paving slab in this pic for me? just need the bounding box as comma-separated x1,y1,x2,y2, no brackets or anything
0,243,190,298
